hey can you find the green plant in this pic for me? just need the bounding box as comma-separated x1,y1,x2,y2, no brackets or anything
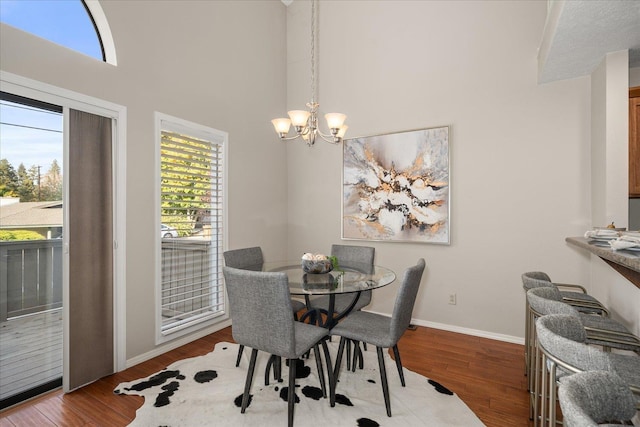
328,255,341,271
0,230,45,241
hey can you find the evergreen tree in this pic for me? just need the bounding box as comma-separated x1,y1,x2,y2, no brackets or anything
17,163,37,201
41,159,63,201
0,158,19,197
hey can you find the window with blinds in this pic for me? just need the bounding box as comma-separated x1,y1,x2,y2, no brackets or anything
155,113,228,342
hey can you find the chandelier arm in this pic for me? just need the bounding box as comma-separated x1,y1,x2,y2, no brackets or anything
278,134,306,142
317,133,341,144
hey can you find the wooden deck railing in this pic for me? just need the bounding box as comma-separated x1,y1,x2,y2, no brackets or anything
0,240,63,322
0,238,220,324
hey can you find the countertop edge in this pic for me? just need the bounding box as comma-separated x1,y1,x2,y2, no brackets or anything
566,237,640,277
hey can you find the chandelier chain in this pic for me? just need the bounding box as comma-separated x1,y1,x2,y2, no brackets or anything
310,0,316,105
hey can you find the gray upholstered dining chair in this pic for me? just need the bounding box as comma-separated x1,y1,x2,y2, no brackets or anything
534,314,640,427
223,246,307,367
307,244,375,368
330,258,426,417
308,244,376,313
223,266,335,427
558,371,637,427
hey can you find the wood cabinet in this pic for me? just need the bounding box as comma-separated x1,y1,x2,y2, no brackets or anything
630,87,640,198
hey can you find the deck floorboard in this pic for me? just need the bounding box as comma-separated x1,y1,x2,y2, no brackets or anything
0,310,63,401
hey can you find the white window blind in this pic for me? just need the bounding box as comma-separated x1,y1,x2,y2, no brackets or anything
157,115,227,339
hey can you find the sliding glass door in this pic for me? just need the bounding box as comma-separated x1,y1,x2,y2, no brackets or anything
0,86,120,406
0,92,64,408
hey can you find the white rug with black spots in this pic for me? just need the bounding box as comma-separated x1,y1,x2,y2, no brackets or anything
114,341,485,426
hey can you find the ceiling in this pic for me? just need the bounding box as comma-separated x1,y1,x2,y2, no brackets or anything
538,0,640,83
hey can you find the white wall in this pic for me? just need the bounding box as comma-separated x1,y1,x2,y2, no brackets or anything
285,0,596,341
0,0,290,360
589,51,639,336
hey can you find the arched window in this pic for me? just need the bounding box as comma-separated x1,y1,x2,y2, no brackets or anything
0,0,116,65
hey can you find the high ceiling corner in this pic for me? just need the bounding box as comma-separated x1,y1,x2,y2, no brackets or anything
537,0,640,84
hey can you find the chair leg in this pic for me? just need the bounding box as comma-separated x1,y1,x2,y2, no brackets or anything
313,344,327,398
549,362,557,427
540,352,547,427
346,339,352,371
287,357,296,427
320,338,336,407
376,346,392,417
533,341,540,426
357,342,364,370
275,356,282,382
236,344,244,367
352,341,363,372
265,354,281,386
241,348,258,413
333,337,347,388
392,344,405,387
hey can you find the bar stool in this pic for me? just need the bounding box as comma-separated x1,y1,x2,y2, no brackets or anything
526,288,640,425
534,314,640,427
521,271,609,384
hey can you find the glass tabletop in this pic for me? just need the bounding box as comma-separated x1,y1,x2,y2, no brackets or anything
263,260,396,296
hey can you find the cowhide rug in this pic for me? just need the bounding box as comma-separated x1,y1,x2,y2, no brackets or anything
114,341,485,426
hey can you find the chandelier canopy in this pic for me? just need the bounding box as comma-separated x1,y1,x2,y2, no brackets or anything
271,0,347,146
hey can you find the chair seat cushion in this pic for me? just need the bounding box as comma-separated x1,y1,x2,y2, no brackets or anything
291,299,306,313
609,353,640,389
330,311,394,348
580,314,640,351
560,291,602,305
292,322,328,358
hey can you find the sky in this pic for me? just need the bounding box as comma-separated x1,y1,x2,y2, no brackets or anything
0,0,103,173
0,101,63,171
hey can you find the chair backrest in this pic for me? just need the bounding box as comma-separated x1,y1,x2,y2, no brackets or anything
223,246,263,271
536,314,612,372
527,287,579,317
521,271,553,291
559,371,637,427
331,244,375,268
389,258,426,343
223,266,295,357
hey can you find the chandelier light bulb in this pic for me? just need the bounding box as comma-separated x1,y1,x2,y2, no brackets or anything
271,118,292,135
336,125,348,139
325,113,347,130
288,110,311,127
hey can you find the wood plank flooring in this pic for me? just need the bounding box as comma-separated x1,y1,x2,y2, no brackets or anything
0,310,63,402
0,326,530,426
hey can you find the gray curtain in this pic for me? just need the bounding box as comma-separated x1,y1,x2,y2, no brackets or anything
68,109,113,390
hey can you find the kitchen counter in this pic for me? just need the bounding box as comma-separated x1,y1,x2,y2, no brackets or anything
566,236,640,288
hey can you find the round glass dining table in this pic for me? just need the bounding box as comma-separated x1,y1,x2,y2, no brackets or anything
263,260,396,328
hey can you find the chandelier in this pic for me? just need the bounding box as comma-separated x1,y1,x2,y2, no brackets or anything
271,0,347,146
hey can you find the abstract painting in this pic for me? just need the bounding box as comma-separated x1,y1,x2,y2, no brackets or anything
342,126,450,244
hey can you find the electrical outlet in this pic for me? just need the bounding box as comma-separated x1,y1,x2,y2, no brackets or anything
448,293,456,305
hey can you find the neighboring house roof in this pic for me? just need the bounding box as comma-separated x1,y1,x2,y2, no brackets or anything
0,201,63,228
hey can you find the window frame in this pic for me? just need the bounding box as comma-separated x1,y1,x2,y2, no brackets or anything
154,112,228,344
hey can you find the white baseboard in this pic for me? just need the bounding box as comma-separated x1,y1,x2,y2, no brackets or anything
411,319,524,345
363,309,524,345
125,319,232,369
